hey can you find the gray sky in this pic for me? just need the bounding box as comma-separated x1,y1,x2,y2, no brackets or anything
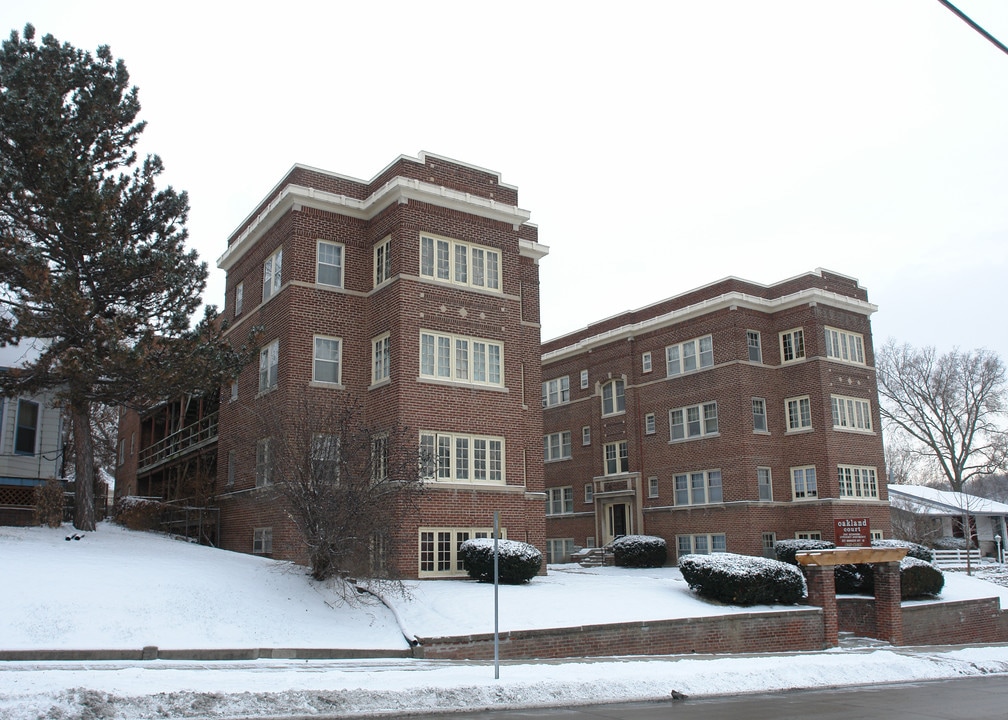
4,1,1007,358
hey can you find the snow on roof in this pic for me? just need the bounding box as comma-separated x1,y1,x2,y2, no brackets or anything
0,338,46,369
887,484,1008,516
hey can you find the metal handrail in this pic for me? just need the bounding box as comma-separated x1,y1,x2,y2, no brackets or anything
137,411,219,472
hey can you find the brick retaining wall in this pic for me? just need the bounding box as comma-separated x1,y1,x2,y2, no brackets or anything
838,595,1008,645
415,609,826,660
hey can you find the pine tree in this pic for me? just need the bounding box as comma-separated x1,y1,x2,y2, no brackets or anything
0,25,248,530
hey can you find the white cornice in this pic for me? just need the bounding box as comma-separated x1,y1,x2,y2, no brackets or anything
542,288,878,363
218,177,535,272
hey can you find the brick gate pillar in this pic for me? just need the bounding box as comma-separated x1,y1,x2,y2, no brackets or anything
873,560,903,645
803,564,838,648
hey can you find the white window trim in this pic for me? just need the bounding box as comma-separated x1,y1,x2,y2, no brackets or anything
791,465,818,500
603,440,629,476
669,401,719,442
644,413,656,435
420,330,504,388
544,431,572,462
258,339,279,395
795,531,822,540
419,233,501,293
316,239,344,288
837,464,879,499
785,395,813,433
252,527,273,554
579,369,588,389
372,333,391,386
673,470,723,506
581,426,591,446
757,466,773,501
746,330,762,363
642,351,652,373
648,476,659,498
752,397,768,433
831,394,873,433
676,533,727,556
779,327,806,364
543,376,571,408
420,430,505,484
235,281,244,316
601,378,625,417
666,335,714,377
584,483,594,503
374,236,392,287
262,247,282,303
824,326,865,365
546,486,575,516
14,398,39,456
312,334,343,386
255,438,272,488
418,526,506,578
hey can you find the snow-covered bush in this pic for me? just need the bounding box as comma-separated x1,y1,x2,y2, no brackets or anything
459,538,542,584
678,552,806,605
899,556,944,598
113,496,164,531
774,538,835,565
872,538,933,563
612,535,667,568
933,536,974,550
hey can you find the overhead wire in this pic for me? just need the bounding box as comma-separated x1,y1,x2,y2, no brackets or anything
936,0,1008,57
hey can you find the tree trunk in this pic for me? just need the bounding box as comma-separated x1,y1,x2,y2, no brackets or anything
71,401,96,531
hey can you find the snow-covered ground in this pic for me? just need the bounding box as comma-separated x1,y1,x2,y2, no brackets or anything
3,523,1008,719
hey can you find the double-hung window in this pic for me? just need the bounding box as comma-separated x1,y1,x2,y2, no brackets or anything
831,395,872,431
420,331,503,388
262,247,282,302
253,527,273,554
824,327,865,365
542,376,570,408
234,282,244,316
546,487,574,515
669,401,718,441
316,240,343,287
311,434,340,483
747,330,762,362
313,335,341,385
601,379,625,416
259,339,279,393
374,237,392,286
677,533,727,557
543,431,572,462
372,435,389,482
838,465,878,499
604,441,629,475
14,399,39,455
419,431,504,484
642,352,652,373
372,334,390,384
780,328,805,363
752,398,768,432
785,396,812,431
255,438,272,487
674,470,723,505
791,466,818,499
419,234,500,291
666,335,714,376
758,467,773,500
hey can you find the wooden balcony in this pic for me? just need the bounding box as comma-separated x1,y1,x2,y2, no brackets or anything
137,411,218,474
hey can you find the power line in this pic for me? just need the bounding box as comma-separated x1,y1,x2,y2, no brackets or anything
936,0,1008,57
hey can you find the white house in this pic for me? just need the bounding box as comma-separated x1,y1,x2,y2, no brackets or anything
888,483,1008,560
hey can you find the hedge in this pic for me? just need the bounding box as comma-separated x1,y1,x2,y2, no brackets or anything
774,538,835,565
678,552,806,605
459,538,542,584
612,535,667,568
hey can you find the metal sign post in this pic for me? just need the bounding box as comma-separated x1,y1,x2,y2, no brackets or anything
493,509,500,680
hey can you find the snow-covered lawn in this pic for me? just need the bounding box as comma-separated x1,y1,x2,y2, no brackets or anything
3,523,1008,719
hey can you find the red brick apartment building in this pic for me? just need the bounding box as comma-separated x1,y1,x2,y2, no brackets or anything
207,152,548,578
539,270,891,564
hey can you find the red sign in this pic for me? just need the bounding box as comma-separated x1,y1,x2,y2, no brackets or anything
834,518,871,547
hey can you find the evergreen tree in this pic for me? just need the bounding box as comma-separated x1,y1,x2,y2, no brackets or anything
0,25,247,530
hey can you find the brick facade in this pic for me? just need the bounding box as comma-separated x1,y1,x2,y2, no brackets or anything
541,269,892,562
214,153,547,579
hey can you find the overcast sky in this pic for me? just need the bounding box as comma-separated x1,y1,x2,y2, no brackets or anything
4,1,1007,359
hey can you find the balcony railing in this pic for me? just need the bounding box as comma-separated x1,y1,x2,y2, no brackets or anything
138,411,218,473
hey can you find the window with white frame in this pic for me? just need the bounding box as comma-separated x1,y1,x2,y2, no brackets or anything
604,440,628,475
374,236,392,286
230,380,238,402
831,395,872,432
262,247,282,302
648,476,659,498
666,335,714,376
747,330,762,363
645,413,656,435
795,531,822,540
546,487,574,515
544,431,572,462
316,240,343,287
674,470,723,506
542,376,570,407
258,339,279,393
582,426,591,445
871,530,884,541
580,369,588,389
791,466,818,500
584,483,594,503
419,431,504,484
546,538,575,564
252,527,273,554
420,331,503,387
758,466,773,501
677,533,726,557
752,398,767,432
642,351,652,373
235,282,243,315
14,399,38,455
313,335,341,385
779,328,805,363
118,439,125,466
669,401,718,441
419,234,500,291
255,438,272,487
785,396,812,432
601,379,625,416
761,532,777,557
372,333,390,384
837,465,878,499
418,526,504,577
824,326,865,365
372,435,389,482
311,433,340,483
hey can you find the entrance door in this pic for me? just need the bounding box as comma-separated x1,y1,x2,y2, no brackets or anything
607,502,628,543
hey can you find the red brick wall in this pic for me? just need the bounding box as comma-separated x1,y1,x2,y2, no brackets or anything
838,596,1008,645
